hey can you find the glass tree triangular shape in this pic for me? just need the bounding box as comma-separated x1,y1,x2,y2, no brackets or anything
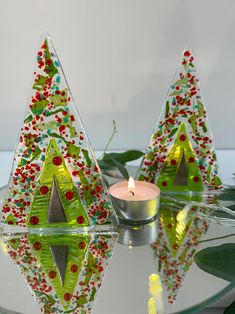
1,34,118,227
48,176,67,223
50,245,69,286
173,150,188,185
159,199,197,257
27,139,90,228
3,232,118,313
156,123,204,192
29,233,90,310
137,48,222,191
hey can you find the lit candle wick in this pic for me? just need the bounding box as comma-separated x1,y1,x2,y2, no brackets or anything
128,176,135,197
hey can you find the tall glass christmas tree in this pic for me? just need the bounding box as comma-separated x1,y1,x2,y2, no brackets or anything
138,48,222,192
1,34,118,228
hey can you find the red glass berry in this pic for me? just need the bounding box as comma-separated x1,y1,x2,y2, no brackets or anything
7,220,14,225
33,242,42,250
193,176,200,182
179,134,186,141
79,241,86,249
49,271,57,279
188,157,195,163
64,293,72,301
65,190,74,200
53,156,62,166
184,50,191,57
77,216,85,224
30,216,39,225
96,186,102,193
162,181,168,187
40,185,49,194
170,159,177,166
71,264,78,273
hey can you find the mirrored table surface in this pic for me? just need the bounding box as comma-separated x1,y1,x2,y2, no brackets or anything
1,183,235,314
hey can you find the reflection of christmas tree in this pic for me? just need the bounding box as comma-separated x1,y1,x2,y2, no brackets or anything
2,35,117,227
27,139,90,228
29,234,90,310
151,198,211,304
4,233,118,313
138,49,222,191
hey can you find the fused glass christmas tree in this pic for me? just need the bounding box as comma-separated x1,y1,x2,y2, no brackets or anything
1,34,118,228
3,232,118,313
138,48,222,192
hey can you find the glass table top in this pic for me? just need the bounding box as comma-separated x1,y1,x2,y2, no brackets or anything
1,184,235,314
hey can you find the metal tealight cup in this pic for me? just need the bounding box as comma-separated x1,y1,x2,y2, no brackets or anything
109,180,160,225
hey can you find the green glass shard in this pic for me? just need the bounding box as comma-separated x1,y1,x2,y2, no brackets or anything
157,123,204,192
27,139,90,228
29,233,90,310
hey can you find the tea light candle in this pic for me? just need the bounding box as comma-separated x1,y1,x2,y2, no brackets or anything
109,177,160,224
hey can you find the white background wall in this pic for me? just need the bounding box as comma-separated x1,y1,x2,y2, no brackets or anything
0,0,234,151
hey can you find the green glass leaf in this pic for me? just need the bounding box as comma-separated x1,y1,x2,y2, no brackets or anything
45,108,64,117
50,89,68,107
24,114,33,123
167,128,178,138
214,175,223,188
165,101,170,117
188,114,198,134
194,243,235,282
197,100,204,117
31,99,49,116
33,75,48,90
169,91,182,97
43,39,58,78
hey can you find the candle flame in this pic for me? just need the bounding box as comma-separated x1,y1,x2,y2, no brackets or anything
128,176,135,193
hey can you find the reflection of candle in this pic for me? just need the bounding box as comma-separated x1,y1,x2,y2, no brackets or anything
109,178,160,223
148,297,157,314
149,274,164,314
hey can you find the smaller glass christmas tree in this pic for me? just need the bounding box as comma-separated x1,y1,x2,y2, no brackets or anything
138,48,222,192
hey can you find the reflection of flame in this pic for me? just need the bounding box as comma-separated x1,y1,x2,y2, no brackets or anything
176,209,187,240
176,204,191,243
128,176,135,193
0,241,8,255
148,274,164,314
148,297,157,314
